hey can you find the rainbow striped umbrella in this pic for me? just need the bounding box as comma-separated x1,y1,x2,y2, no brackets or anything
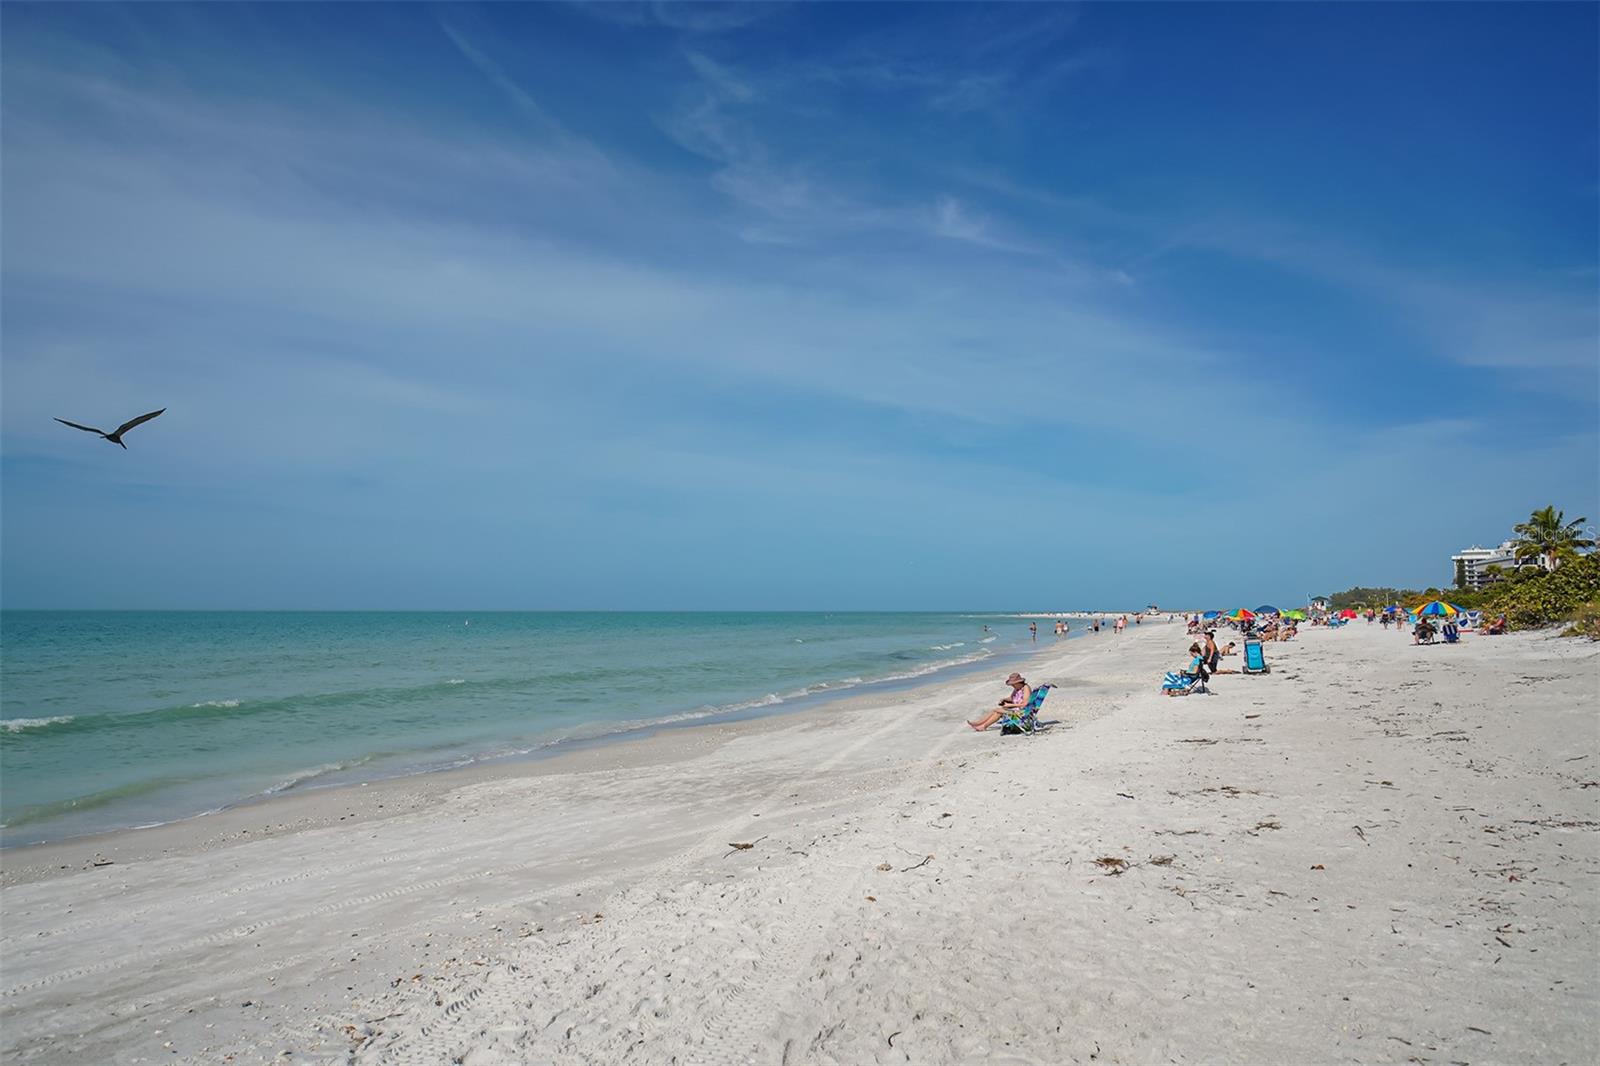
1414,600,1459,617
1227,608,1256,621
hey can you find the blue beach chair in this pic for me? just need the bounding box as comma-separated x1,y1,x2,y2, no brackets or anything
1242,640,1269,675
999,684,1053,736
1162,670,1209,696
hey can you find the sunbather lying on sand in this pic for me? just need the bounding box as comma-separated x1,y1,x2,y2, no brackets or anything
968,672,1031,731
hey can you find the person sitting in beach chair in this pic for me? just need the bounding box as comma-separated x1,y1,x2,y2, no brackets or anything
1486,614,1507,635
1163,644,1211,696
1162,670,1205,695
996,683,1053,735
1412,619,1437,645
1163,643,1212,696
968,672,1031,731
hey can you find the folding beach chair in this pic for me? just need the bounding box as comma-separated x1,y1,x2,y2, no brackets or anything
1242,640,1269,675
998,684,1053,736
1162,670,1209,696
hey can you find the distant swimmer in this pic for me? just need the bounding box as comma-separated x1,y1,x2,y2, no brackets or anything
54,408,165,449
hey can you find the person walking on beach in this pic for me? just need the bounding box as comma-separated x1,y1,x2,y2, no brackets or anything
968,673,1031,731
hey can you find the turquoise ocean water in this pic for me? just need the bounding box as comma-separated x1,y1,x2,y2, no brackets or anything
1,611,1061,846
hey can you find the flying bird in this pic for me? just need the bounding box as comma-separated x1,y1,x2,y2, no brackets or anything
53,408,166,449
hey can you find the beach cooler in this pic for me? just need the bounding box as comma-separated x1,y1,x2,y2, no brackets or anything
1242,640,1269,674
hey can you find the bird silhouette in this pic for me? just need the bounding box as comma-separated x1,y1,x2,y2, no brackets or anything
54,408,166,449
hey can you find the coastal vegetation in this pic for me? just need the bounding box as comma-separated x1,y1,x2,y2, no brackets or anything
1327,506,1598,636
1511,506,1594,571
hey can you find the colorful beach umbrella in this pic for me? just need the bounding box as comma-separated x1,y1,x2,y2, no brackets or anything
1255,605,1280,616
1414,600,1459,617
1227,608,1255,621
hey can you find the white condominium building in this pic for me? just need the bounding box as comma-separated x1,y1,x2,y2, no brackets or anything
1450,540,1543,590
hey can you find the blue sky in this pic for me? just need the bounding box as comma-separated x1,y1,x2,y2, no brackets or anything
2,2,1595,609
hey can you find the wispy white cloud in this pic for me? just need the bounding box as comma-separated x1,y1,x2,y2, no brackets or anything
684,50,755,101
441,21,568,134
4,7,1593,610
1179,218,1599,374
565,1,789,35
663,52,1065,258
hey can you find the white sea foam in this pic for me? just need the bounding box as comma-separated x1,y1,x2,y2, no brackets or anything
191,699,241,709
929,642,966,651
260,756,373,796
2,716,74,733
727,693,784,712
978,636,997,644
445,679,466,685
876,650,992,684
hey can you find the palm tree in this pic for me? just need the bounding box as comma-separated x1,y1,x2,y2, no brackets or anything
1511,506,1594,571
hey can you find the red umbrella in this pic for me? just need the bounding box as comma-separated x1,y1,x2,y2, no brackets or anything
1337,609,1358,619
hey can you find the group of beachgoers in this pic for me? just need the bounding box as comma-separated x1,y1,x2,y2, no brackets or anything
1025,615,1141,641
1364,607,1507,639
962,613,1177,729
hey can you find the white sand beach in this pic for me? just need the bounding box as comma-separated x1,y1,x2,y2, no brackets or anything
3,619,1597,1064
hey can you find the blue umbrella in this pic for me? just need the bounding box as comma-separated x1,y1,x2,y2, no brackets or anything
1201,610,1222,619
1255,605,1280,616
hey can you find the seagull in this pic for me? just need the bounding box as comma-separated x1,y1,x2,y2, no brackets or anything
53,408,166,449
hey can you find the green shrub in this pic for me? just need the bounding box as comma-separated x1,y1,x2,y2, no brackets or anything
1481,554,1600,631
